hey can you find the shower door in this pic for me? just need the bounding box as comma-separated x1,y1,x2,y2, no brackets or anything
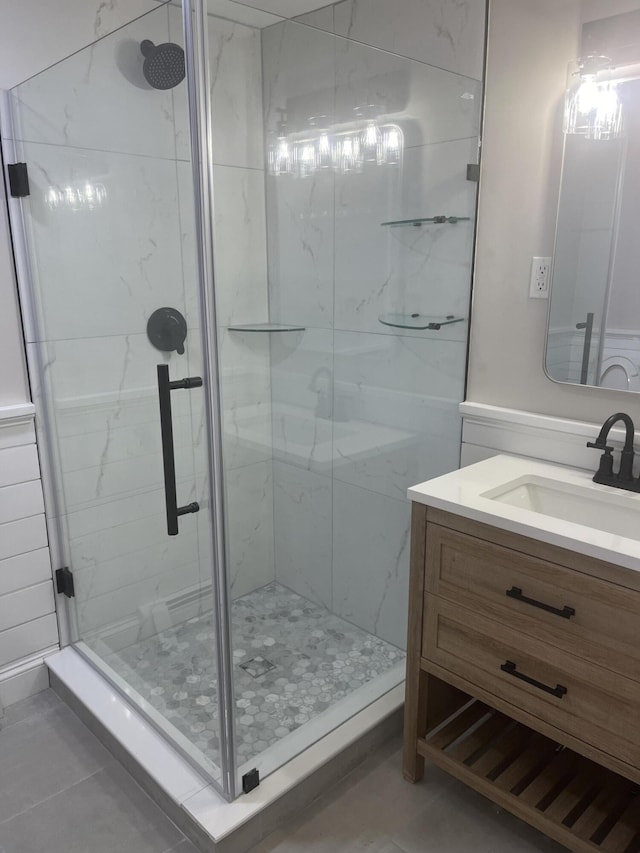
3,2,234,796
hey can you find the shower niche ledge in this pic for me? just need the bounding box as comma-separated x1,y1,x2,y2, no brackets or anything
227,322,306,333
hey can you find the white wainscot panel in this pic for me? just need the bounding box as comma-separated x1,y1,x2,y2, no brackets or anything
334,137,477,336
0,480,44,525
0,549,52,598
225,460,275,599
0,415,36,451
273,461,332,609
21,144,184,343
0,614,59,669
0,444,39,488
0,516,48,563
10,7,174,158
332,481,410,651
333,0,486,81
332,332,465,500
0,583,54,634
170,6,265,167
270,328,334,474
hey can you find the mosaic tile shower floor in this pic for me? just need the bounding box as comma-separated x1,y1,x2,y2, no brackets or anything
110,582,404,765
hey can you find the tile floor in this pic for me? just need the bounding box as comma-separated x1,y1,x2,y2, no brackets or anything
0,689,564,853
105,582,404,764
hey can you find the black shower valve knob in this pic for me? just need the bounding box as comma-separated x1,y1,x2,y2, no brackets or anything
147,307,187,356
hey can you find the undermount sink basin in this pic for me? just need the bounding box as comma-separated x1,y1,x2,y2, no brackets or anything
482,475,640,541
407,455,640,572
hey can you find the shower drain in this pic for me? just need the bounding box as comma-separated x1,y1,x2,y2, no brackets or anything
239,656,277,679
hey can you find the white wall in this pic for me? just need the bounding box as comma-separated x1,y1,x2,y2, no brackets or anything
467,0,640,422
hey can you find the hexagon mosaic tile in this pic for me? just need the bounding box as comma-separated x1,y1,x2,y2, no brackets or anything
111,583,404,766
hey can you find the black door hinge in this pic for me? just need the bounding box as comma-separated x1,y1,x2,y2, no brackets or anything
242,768,260,794
7,163,30,197
466,163,480,183
55,567,75,598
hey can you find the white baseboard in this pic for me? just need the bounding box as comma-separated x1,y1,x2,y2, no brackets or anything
0,648,55,709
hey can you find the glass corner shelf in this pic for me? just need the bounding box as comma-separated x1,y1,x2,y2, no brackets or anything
227,322,306,333
380,215,471,228
378,313,465,331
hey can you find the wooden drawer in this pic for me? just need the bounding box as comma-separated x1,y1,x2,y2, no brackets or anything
423,596,640,770
425,523,640,683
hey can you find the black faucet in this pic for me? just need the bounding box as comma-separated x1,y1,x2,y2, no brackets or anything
586,412,639,491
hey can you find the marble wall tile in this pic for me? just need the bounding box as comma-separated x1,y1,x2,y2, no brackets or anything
225,460,276,599
334,32,481,150
179,162,269,332
65,488,167,541
332,481,410,650
170,6,265,168
333,0,487,81
70,506,192,573
207,0,284,28
273,461,332,608
33,333,190,403
221,331,273,470
266,168,335,328
263,21,337,329
292,6,335,31
11,6,176,159
21,142,185,343
334,137,478,336
235,0,335,18
77,558,205,638
270,327,334,474
332,331,465,501
213,165,269,327
0,0,162,92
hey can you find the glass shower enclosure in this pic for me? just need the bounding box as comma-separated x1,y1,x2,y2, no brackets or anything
2,0,482,801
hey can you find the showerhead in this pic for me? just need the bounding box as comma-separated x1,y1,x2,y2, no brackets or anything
140,39,185,90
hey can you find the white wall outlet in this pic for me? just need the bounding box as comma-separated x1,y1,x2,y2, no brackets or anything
529,256,551,299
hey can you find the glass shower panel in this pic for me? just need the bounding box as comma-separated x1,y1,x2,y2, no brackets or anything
209,4,482,787
8,3,227,789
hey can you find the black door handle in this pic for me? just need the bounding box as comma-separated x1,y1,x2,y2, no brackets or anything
501,660,567,699
157,364,202,535
506,586,575,619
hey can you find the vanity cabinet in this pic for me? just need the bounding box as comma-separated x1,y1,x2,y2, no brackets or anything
403,504,640,853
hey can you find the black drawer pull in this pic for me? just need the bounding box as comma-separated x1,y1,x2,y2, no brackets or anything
506,586,575,620
501,660,567,699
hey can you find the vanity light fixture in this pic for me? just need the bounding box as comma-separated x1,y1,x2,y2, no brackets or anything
564,55,623,141
267,105,403,177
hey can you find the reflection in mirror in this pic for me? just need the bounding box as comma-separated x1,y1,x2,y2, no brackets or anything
546,6,640,391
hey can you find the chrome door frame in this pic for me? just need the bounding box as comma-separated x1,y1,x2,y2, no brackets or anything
181,0,237,800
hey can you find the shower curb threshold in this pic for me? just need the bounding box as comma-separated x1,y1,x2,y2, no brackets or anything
46,647,404,852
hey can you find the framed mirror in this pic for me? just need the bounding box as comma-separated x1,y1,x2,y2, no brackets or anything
546,6,640,391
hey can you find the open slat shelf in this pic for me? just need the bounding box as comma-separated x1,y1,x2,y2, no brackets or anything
417,702,640,853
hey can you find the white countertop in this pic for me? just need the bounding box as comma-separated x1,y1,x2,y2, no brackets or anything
408,454,640,573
